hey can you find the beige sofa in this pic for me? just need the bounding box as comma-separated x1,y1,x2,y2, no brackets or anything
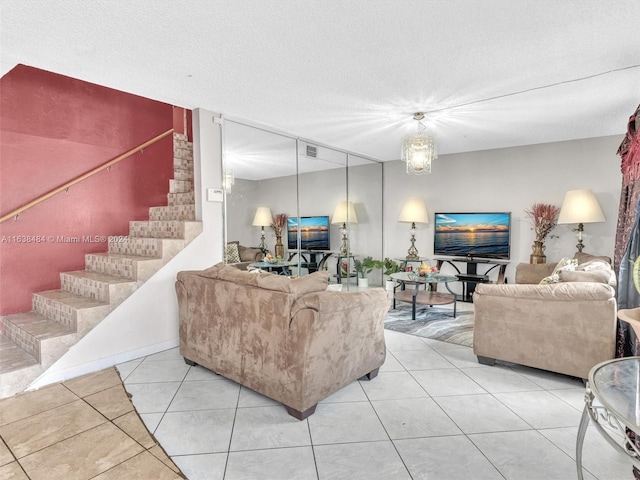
225,241,263,270
472,253,617,379
175,264,390,419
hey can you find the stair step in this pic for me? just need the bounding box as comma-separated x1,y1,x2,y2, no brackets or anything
129,220,202,243
174,168,194,182
174,156,193,171
33,290,112,334
169,179,193,193
85,252,163,282
149,205,195,221
168,192,194,206
107,235,185,257
60,270,138,304
173,135,191,152
2,312,74,363
0,331,39,372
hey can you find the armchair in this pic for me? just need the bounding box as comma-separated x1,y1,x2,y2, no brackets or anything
473,253,617,379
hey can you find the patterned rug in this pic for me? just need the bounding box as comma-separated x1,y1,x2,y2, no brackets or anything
384,304,474,347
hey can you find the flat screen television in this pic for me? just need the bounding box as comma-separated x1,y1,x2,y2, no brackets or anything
287,216,330,251
433,212,511,260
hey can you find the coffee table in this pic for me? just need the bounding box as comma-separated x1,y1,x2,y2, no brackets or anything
390,272,458,320
248,261,297,275
576,356,640,479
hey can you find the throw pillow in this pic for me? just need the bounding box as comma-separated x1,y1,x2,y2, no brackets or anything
539,257,578,285
225,243,241,264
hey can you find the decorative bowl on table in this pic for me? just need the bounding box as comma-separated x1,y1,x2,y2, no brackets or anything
263,254,280,264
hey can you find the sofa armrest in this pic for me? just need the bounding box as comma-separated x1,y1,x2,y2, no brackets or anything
286,288,390,410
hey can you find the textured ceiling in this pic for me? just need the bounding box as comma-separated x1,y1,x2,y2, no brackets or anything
2,0,639,164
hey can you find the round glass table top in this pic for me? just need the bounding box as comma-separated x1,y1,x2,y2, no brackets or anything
390,272,458,284
590,356,640,432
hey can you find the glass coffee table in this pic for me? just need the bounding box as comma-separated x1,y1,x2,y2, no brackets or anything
248,261,297,275
576,357,640,479
390,272,458,320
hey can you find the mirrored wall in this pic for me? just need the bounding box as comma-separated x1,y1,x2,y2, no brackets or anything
222,119,382,290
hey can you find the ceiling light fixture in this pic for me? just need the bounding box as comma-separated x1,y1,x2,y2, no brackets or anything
401,112,437,175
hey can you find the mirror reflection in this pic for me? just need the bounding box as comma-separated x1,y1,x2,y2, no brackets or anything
222,119,382,291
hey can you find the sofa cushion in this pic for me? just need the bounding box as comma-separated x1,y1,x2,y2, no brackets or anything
225,243,241,263
197,263,329,297
256,270,329,296
558,269,611,284
539,257,578,285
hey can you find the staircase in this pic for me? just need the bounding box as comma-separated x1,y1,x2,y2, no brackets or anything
0,133,201,398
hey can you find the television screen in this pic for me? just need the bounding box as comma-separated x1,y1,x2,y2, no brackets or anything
433,212,511,259
287,216,330,250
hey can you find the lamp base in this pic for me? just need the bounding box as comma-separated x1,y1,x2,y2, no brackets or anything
574,223,585,253
406,224,419,259
339,224,349,256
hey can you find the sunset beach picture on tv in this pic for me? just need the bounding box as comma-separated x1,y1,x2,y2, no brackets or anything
287,216,330,250
433,212,511,259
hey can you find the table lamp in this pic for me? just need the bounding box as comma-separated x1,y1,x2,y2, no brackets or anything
252,206,273,251
399,196,429,259
331,201,358,256
557,189,605,253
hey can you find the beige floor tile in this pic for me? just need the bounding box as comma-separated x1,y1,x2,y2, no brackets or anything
0,438,15,466
92,451,184,479
0,384,78,426
84,384,134,420
63,367,123,398
0,461,29,479
19,422,143,480
113,411,157,449
0,399,107,458
149,445,182,474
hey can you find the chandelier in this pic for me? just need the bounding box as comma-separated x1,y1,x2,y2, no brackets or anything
401,112,437,175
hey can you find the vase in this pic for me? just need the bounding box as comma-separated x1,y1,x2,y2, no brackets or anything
530,240,546,264
358,277,369,288
275,235,284,259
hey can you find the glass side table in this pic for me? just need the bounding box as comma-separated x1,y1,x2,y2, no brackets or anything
577,357,640,479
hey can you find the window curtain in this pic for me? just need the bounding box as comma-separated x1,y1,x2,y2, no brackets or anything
614,104,640,275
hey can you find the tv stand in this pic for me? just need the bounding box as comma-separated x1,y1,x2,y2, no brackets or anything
434,256,509,302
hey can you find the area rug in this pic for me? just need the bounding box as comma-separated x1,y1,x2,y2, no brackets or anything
384,304,474,347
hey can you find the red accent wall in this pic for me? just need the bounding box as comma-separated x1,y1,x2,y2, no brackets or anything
0,65,182,315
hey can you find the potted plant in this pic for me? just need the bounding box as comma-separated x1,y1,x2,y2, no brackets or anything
353,256,383,287
382,258,402,290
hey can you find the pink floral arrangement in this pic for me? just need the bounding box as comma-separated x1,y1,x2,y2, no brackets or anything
271,213,287,237
525,203,560,242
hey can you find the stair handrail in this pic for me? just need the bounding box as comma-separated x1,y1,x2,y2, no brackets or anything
0,128,175,224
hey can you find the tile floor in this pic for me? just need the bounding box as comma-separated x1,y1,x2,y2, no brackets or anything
0,367,183,479
116,329,636,480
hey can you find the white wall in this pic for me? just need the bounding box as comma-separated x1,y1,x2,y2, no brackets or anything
30,108,224,387
383,135,623,283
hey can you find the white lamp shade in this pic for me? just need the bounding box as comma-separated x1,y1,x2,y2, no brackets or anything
399,196,429,224
331,201,358,225
252,207,273,227
557,189,605,224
